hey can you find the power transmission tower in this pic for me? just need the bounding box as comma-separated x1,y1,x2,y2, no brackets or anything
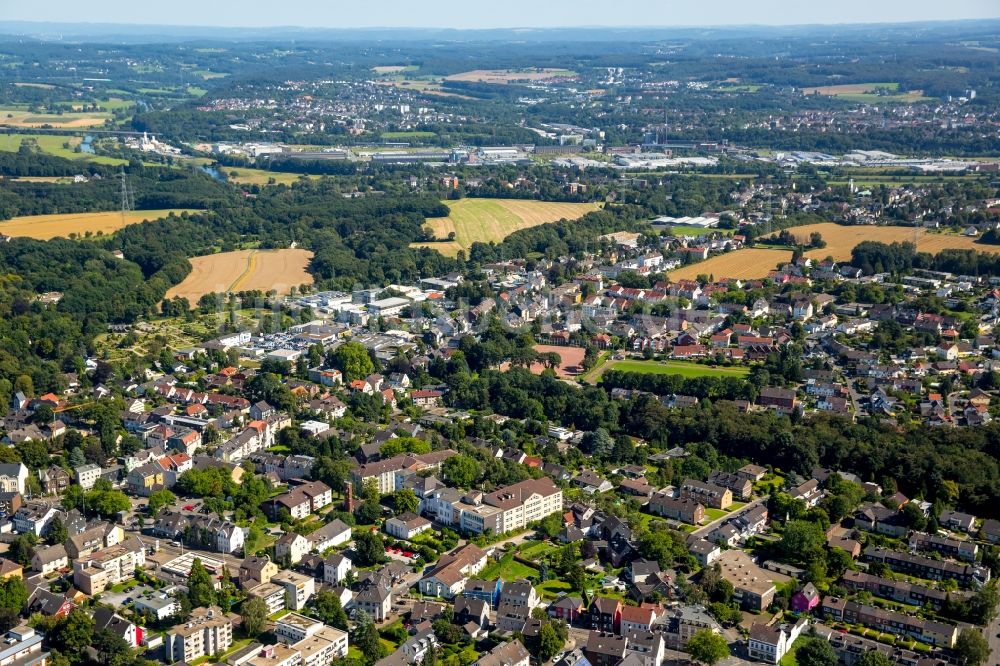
120,168,133,224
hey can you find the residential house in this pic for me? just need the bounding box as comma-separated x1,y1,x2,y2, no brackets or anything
747,619,807,664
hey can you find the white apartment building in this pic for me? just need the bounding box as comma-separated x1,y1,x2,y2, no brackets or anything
75,464,102,490
448,478,563,535
164,606,234,664
272,570,315,611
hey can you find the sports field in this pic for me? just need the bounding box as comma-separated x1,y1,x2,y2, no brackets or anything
606,359,750,379
0,209,197,240
668,248,791,281
166,248,313,303
413,198,600,257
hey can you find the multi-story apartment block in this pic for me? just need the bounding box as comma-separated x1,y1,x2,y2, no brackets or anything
351,450,456,494
72,538,146,595
272,570,315,611
164,606,235,664
437,478,563,536
680,479,732,510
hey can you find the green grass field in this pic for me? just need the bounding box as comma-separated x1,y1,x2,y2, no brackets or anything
381,131,437,139
0,134,127,165
224,167,318,186
606,359,750,379
479,553,539,581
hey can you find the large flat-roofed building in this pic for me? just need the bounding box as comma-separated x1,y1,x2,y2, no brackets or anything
164,606,235,664
247,582,286,615
717,550,789,611
272,570,315,610
246,643,300,666
0,625,48,666
367,297,410,317
294,626,349,666
275,613,325,644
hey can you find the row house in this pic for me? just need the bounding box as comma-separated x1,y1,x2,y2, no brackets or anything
707,471,752,500
820,597,957,647
841,570,953,610
647,494,704,525
863,547,989,587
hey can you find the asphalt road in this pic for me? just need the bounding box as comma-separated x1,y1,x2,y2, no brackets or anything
986,608,1000,666
691,497,768,539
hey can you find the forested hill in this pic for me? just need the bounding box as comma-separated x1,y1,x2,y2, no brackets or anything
0,158,236,220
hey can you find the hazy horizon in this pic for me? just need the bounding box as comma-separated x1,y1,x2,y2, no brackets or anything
2,0,998,30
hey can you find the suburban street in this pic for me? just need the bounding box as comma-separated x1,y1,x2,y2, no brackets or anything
986,608,1000,666
691,497,768,539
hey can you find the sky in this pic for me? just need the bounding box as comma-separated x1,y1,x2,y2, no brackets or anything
2,0,999,29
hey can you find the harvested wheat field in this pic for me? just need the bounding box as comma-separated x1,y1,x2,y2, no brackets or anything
784,223,989,261
0,209,196,240
802,82,898,95
445,68,577,84
0,109,110,128
413,198,600,257
166,249,313,304
669,249,793,281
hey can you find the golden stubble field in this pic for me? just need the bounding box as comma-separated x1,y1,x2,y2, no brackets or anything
413,198,601,257
669,248,793,281
787,223,987,261
0,209,197,240
669,223,995,281
445,68,577,84
166,249,314,303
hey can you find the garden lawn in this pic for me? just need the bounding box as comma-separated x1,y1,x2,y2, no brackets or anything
479,553,539,581
519,540,558,560
703,508,728,522
537,579,574,600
